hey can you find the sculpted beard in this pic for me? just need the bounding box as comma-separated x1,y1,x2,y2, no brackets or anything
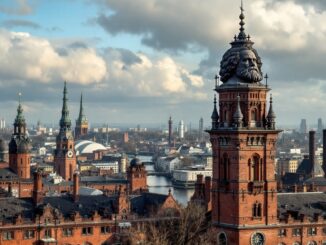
237,66,262,83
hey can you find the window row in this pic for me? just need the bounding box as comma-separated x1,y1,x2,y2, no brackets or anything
278,227,326,237
2,226,114,240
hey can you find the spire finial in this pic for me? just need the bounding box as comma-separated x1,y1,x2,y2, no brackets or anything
15,92,25,125
211,94,219,130
215,74,220,89
264,73,269,88
238,0,246,40
18,92,22,104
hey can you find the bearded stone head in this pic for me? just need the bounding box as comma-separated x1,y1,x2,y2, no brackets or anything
219,47,263,83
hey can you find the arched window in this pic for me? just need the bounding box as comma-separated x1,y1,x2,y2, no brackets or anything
217,232,227,245
252,154,261,181
248,159,253,181
220,153,229,181
224,110,228,127
252,201,262,218
251,109,257,127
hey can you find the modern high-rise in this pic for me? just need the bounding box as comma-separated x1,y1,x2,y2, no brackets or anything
179,120,184,139
199,117,204,142
299,118,307,134
317,118,323,135
168,116,172,146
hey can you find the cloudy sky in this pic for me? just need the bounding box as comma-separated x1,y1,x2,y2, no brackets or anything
0,0,325,129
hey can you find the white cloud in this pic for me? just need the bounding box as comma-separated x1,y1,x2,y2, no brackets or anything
0,30,107,85
103,49,205,98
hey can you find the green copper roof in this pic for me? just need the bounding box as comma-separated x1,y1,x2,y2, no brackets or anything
77,93,88,124
59,81,72,129
14,94,25,125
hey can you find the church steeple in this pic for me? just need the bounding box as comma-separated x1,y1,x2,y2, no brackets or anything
55,81,76,181
14,93,26,135
9,93,31,179
75,92,89,140
77,93,87,124
59,81,71,130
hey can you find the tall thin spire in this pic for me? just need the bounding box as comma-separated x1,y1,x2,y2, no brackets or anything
238,0,247,40
59,81,71,129
267,94,276,129
77,93,87,123
211,95,219,130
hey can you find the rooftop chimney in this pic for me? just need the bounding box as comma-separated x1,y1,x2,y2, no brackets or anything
73,171,79,202
33,169,43,206
309,131,316,177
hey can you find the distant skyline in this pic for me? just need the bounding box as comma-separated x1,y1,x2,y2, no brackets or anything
0,0,326,127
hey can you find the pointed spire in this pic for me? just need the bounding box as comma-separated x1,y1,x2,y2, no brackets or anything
59,81,71,129
267,94,276,129
15,92,25,125
77,93,87,123
233,94,243,128
238,0,247,40
211,95,219,130
267,95,276,120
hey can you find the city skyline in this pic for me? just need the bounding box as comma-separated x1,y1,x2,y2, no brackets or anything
0,0,326,126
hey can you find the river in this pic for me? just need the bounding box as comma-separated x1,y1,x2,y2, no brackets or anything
145,164,194,206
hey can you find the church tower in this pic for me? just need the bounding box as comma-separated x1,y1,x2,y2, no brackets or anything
74,93,88,140
54,82,76,181
210,3,281,245
9,95,31,179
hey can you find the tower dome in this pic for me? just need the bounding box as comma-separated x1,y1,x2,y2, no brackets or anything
219,3,263,85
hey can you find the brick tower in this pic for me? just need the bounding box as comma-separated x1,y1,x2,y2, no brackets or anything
9,95,31,179
127,157,147,193
54,82,77,181
209,3,281,245
75,93,88,140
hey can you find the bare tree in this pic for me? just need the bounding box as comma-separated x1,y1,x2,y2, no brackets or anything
144,203,213,245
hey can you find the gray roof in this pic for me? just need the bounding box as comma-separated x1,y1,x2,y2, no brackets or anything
130,192,169,215
278,192,326,219
296,158,324,177
0,168,19,180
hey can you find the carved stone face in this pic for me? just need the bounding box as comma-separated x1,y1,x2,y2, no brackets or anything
236,49,262,83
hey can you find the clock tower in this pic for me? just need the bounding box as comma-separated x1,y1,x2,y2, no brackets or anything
210,3,281,245
54,82,76,181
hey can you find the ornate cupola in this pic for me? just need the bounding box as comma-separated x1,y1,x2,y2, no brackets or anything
211,95,219,130
75,93,89,140
208,1,282,244
54,82,76,181
9,94,31,179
